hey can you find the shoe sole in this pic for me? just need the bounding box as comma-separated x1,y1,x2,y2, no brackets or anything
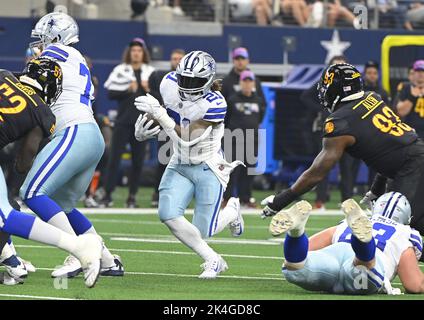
100,269,124,276
341,199,373,243
198,260,228,279
85,260,101,288
269,200,312,237
51,267,83,279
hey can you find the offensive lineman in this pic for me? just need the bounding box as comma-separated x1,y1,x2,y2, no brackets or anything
0,59,102,287
19,12,123,278
134,51,244,278
272,193,424,294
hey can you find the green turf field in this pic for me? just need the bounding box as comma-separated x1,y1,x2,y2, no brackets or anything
0,187,423,300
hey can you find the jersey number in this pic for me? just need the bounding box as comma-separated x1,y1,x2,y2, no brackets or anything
372,106,412,137
414,97,424,118
338,223,396,252
0,83,27,117
79,63,92,106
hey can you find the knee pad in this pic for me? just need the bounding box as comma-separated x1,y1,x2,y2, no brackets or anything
158,193,184,222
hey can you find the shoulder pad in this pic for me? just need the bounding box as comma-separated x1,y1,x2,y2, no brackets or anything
322,117,350,138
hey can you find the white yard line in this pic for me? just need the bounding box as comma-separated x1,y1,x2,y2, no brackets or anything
0,293,77,300
34,267,283,281
21,207,344,216
110,236,282,246
14,244,283,260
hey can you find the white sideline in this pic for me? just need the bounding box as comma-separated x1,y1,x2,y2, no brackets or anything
20,207,344,216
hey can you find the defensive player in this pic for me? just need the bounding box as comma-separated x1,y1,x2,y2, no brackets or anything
272,193,424,294
19,12,123,278
134,51,244,278
0,59,102,287
261,63,424,244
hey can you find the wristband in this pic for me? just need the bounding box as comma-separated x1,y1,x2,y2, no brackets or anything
268,189,298,211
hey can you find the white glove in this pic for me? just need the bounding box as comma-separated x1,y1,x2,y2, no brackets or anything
260,195,278,219
134,114,161,142
360,190,378,211
134,93,164,119
134,94,175,132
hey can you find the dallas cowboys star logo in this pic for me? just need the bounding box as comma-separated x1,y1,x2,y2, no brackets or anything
47,18,55,29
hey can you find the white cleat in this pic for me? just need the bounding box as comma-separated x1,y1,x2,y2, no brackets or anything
199,255,228,279
17,257,36,273
1,255,27,282
0,272,20,286
100,254,124,276
73,234,102,288
342,199,373,243
269,200,312,237
228,198,244,237
51,255,82,278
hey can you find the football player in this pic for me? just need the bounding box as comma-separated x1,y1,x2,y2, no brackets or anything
19,12,123,279
0,59,102,287
272,193,424,294
261,63,424,243
134,51,244,278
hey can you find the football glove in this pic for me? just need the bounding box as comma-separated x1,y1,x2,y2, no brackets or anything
134,114,161,142
360,190,378,211
260,195,278,219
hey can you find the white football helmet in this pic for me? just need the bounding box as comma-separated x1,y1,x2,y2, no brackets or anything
372,192,411,225
30,12,79,51
175,51,216,102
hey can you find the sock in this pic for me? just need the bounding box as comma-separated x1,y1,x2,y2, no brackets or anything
67,208,93,235
164,217,218,261
83,226,115,268
351,235,376,262
284,233,309,264
8,240,17,256
1,210,77,254
89,171,101,195
212,204,239,235
25,195,75,235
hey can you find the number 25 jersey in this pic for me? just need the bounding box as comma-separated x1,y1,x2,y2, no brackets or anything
40,43,96,132
323,91,418,178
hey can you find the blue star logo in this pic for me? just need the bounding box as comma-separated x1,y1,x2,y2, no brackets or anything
207,61,214,70
47,19,55,29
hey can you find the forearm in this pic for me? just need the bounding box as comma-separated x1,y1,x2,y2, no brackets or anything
397,100,413,117
370,173,388,197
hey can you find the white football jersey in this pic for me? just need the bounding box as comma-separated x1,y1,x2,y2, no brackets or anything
40,43,96,133
333,215,423,281
160,71,226,164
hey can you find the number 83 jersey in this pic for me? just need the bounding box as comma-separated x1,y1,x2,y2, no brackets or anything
323,91,418,178
333,215,423,281
40,43,96,132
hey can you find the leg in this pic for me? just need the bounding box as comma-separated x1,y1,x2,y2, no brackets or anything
128,134,147,204
159,165,217,261
102,125,131,201
253,0,271,25
0,167,102,287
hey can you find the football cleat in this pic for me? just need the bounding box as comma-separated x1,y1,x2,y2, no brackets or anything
1,255,27,282
100,255,124,276
51,255,82,278
0,272,21,286
73,234,102,288
227,198,244,237
269,200,312,237
342,199,373,243
17,257,36,273
84,196,99,208
199,255,228,279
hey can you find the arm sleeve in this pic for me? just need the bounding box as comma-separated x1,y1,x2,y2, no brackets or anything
203,94,227,123
34,104,56,138
322,117,351,138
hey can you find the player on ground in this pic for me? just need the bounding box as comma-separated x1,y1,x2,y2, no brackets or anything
0,59,102,287
261,63,424,245
19,12,123,279
134,51,244,278
272,193,424,294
